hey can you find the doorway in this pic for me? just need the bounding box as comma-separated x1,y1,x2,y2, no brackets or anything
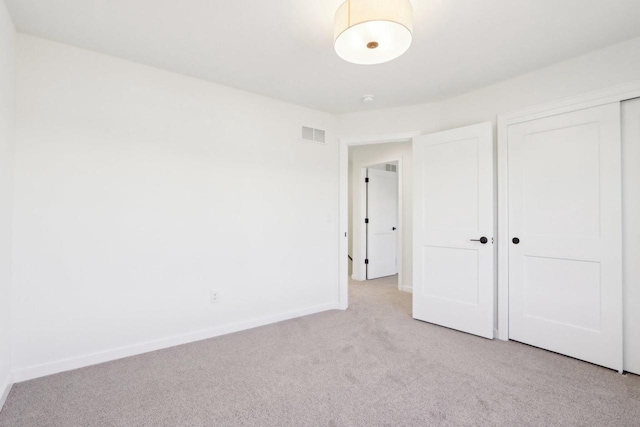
347,142,411,292
340,124,496,342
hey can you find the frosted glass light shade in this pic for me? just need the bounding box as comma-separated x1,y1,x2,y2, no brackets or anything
334,0,413,65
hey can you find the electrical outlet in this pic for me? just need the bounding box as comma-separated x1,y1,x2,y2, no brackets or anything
210,290,220,304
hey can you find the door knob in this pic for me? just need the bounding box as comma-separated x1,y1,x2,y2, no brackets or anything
470,237,488,244
392,227,397,231
512,237,520,244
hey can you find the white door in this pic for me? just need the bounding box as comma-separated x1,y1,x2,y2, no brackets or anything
508,103,623,371
367,168,398,279
622,97,640,375
413,122,495,339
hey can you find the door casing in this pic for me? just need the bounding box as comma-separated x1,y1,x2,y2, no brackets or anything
340,132,421,309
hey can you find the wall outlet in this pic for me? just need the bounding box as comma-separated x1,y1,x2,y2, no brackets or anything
210,290,220,304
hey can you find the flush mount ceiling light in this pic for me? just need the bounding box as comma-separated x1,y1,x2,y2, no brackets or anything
334,0,414,65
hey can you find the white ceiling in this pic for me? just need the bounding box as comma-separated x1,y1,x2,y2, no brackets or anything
5,0,640,113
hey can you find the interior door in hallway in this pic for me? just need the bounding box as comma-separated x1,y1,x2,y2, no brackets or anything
366,167,398,279
413,122,495,339
508,102,623,371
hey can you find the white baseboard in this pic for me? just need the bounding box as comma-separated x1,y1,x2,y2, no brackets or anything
12,301,340,383
400,285,413,293
0,375,12,413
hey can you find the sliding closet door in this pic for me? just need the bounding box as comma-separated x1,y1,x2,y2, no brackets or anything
508,103,623,371
622,98,640,375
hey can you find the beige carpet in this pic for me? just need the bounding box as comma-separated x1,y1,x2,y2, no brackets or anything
1,275,639,427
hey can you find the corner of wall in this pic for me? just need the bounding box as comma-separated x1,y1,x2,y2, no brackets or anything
0,0,16,413
0,376,12,412
10,301,341,383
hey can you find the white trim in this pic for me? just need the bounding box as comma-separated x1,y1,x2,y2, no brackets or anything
499,79,640,124
401,286,413,293
496,79,640,341
339,131,421,310
0,376,12,412
341,132,420,147
358,157,403,290
354,166,368,282
11,302,340,383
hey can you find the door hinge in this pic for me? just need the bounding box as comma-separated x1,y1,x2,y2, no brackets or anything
365,177,369,183
365,218,369,223
365,259,369,265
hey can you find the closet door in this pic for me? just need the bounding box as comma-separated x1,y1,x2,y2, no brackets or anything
622,98,640,375
508,103,623,371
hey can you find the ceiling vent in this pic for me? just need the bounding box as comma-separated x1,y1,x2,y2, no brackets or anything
302,126,326,144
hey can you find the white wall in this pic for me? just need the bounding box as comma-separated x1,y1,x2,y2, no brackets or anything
349,142,412,291
12,35,340,381
339,102,441,139
347,159,353,275
0,0,15,407
439,36,640,129
339,36,640,136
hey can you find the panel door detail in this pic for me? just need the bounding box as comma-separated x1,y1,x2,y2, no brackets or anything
413,122,495,339
367,168,399,279
508,102,623,371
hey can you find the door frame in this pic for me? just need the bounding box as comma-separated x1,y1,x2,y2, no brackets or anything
358,158,402,285
496,79,640,341
339,132,421,309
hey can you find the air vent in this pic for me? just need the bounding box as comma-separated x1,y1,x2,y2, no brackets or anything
314,129,325,143
385,164,397,172
301,126,326,144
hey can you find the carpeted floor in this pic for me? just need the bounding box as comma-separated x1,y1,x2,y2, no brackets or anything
1,275,639,427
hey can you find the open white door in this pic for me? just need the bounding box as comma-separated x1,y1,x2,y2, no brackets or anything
366,168,398,279
413,122,495,339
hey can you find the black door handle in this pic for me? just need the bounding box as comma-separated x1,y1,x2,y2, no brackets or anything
512,237,520,244
470,237,488,244
392,227,397,231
